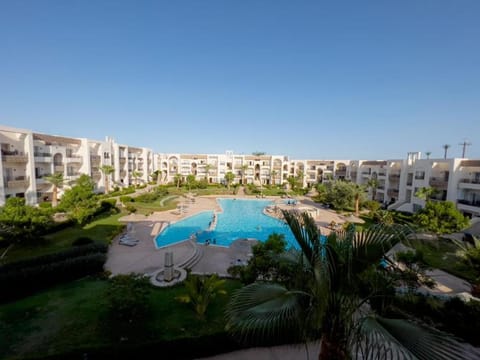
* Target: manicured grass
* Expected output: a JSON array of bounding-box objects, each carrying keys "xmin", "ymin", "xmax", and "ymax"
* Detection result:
[
  {"xmin": 406, "ymin": 238, "xmax": 478, "ymax": 282},
  {"xmin": 0, "ymin": 277, "xmax": 242, "ymax": 360},
  {"xmin": 2, "ymin": 212, "xmax": 125, "ymax": 264},
  {"xmin": 131, "ymin": 196, "xmax": 178, "ymax": 215}
]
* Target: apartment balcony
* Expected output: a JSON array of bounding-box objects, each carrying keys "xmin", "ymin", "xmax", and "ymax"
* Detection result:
[
  {"xmin": 336, "ymin": 170, "xmax": 347, "ymax": 177},
  {"xmin": 90, "ymin": 155, "xmax": 101, "ymax": 165},
  {"xmin": 378, "ymin": 171, "xmax": 387, "ymax": 177},
  {"xmin": 457, "ymin": 200, "xmax": 480, "ymax": 213},
  {"xmin": 53, "ymin": 165, "xmax": 63, "ymax": 172},
  {"xmin": 388, "ymin": 173, "xmax": 400, "ymax": 181},
  {"xmin": 6, "ymin": 176, "xmax": 30, "ymax": 189},
  {"xmin": 66, "ymin": 156, "xmax": 83, "ymax": 164},
  {"xmin": 387, "ymin": 189, "xmax": 399, "ymax": 198},
  {"xmin": 458, "ymin": 178, "xmax": 480, "ymax": 191},
  {"xmin": 91, "ymin": 170, "xmax": 101, "ymax": 181},
  {"xmin": 120, "ymin": 170, "xmax": 127, "ymax": 177},
  {"xmin": 34, "ymin": 152, "xmax": 52, "ymax": 161},
  {"xmin": 429, "ymin": 177, "xmax": 448, "ymax": 189},
  {"xmin": 2, "ymin": 153, "xmax": 28, "ymax": 163},
  {"xmin": 119, "ymin": 157, "xmax": 126, "ymax": 165}
]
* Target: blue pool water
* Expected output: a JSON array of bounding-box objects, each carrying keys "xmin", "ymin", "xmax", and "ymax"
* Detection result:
[{"xmin": 155, "ymin": 198, "xmax": 297, "ymax": 248}]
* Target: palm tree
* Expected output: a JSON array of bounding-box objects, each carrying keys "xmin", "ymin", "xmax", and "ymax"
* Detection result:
[
  {"xmin": 44, "ymin": 172, "xmax": 64, "ymax": 207},
  {"xmin": 226, "ymin": 211, "xmax": 476, "ymax": 360},
  {"xmin": 175, "ymin": 274, "xmax": 226, "ymax": 320},
  {"xmin": 174, "ymin": 173, "xmax": 182, "ymax": 189},
  {"xmin": 271, "ymin": 170, "xmax": 277, "ymax": 186},
  {"xmin": 204, "ymin": 164, "xmax": 213, "ymax": 181},
  {"xmin": 352, "ymin": 183, "xmax": 365, "ymax": 217},
  {"xmin": 241, "ymin": 164, "xmax": 249, "ymax": 185},
  {"xmin": 132, "ymin": 170, "xmax": 142, "ymax": 187},
  {"xmin": 100, "ymin": 165, "xmax": 114, "ymax": 193},
  {"xmin": 442, "ymin": 144, "xmax": 451, "ymax": 159},
  {"xmin": 367, "ymin": 178, "xmax": 379, "ymax": 201},
  {"xmin": 425, "ymin": 151, "xmax": 432, "ymax": 159},
  {"xmin": 225, "ymin": 172, "xmax": 235, "ymax": 190}
]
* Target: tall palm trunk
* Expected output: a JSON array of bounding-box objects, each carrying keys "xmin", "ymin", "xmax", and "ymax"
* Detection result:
[
  {"xmin": 52, "ymin": 185, "xmax": 58, "ymax": 207},
  {"xmin": 354, "ymin": 194, "xmax": 360, "ymax": 217}
]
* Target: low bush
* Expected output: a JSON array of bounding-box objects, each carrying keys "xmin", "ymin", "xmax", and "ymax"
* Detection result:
[
  {"xmin": 72, "ymin": 236, "xmax": 94, "ymax": 246},
  {"xmin": 120, "ymin": 195, "xmax": 133, "ymax": 204}
]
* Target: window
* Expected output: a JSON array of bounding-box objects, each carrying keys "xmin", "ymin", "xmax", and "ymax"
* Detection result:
[{"xmin": 415, "ymin": 171, "xmax": 425, "ymax": 180}]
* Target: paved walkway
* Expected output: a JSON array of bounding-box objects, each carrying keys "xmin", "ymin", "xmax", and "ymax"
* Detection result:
[
  {"xmin": 105, "ymin": 194, "xmax": 474, "ymax": 300},
  {"xmin": 105, "ymin": 195, "xmax": 347, "ymax": 276}
]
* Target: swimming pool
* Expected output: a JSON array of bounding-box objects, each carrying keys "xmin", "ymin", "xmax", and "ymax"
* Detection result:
[{"xmin": 154, "ymin": 198, "xmax": 297, "ymax": 248}]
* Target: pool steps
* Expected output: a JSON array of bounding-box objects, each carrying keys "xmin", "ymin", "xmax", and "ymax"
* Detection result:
[{"xmin": 178, "ymin": 239, "xmax": 204, "ymax": 270}]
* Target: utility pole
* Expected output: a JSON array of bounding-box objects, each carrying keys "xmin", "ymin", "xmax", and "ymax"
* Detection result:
[{"xmin": 459, "ymin": 139, "xmax": 472, "ymax": 158}]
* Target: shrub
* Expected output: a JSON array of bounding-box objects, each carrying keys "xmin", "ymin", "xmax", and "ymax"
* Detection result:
[
  {"xmin": 72, "ymin": 236, "xmax": 94, "ymax": 246},
  {"xmin": 126, "ymin": 205, "xmax": 137, "ymax": 214},
  {"xmin": 120, "ymin": 195, "xmax": 133, "ymax": 204}
]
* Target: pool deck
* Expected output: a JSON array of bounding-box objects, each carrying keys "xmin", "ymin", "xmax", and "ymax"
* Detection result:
[
  {"xmin": 105, "ymin": 193, "xmax": 474, "ymax": 300},
  {"xmin": 105, "ymin": 194, "xmax": 345, "ymax": 276}
]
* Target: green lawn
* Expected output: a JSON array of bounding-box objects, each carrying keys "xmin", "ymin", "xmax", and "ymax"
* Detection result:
[
  {"xmin": 406, "ymin": 238, "xmax": 478, "ymax": 282},
  {"xmin": 2, "ymin": 212, "xmax": 125, "ymax": 264},
  {"xmin": 0, "ymin": 277, "xmax": 242, "ymax": 360}
]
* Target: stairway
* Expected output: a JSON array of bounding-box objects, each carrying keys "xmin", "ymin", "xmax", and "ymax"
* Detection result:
[{"xmin": 178, "ymin": 239, "xmax": 204, "ymax": 270}]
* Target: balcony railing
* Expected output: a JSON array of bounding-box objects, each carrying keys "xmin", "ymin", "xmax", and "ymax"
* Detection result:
[
  {"xmin": 459, "ymin": 178, "xmax": 480, "ymax": 185},
  {"xmin": 66, "ymin": 156, "xmax": 83, "ymax": 164},
  {"xmin": 34, "ymin": 152, "xmax": 52, "ymax": 157},
  {"xmin": 458, "ymin": 199, "xmax": 480, "ymax": 208},
  {"xmin": 388, "ymin": 174, "xmax": 400, "ymax": 181},
  {"xmin": 90, "ymin": 155, "xmax": 101, "ymax": 164},
  {"xmin": 2, "ymin": 154, "xmax": 28, "ymax": 163},
  {"xmin": 429, "ymin": 178, "xmax": 448, "ymax": 188},
  {"xmin": 6, "ymin": 176, "xmax": 30, "ymax": 188},
  {"xmin": 54, "ymin": 165, "xmax": 64, "ymax": 172}
]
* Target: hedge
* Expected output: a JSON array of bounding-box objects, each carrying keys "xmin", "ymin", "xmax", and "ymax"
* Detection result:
[{"xmin": 0, "ymin": 244, "xmax": 108, "ymax": 303}]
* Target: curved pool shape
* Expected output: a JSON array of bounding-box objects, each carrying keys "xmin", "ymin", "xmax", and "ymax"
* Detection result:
[{"xmin": 155, "ymin": 198, "xmax": 297, "ymax": 248}]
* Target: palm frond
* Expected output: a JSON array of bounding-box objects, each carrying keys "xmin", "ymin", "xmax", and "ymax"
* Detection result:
[
  {"xmin": 282, "ymin": 210, "xmax": 322, "ymax": 265},
  {"xmin": 359, "ymin": 316, "xmax": 480, "ymax": 360},
  {"xmin": 225, "ymin": 282, "xmax": 309, "ymax": 344}
]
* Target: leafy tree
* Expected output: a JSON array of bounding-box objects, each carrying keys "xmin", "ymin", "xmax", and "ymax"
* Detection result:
[
  {"xmin": 324, "ymin": 180, "xmax": 365, "ymax": 212},
  {"xmin": 413, "ymin": 201, "xmax": 469, "ymax": 234},
  {"xmin": 174, "ymin": 173, "xmax": 182, "ymax": 189},
  {"xmin": 228, "ymin": 233, "xmax": 292, "ymax": 284},
  {"xmin": 367, "ymin": 178, "xmax": 379, "ymax": 201},
  {"xmin": 204, "ymin": 164, "xmax": 213, "ymax": 181},
  {"xmin": 0, "ymin": 198, "xmax": 53, "ymax": 257},
  {"xmin": 44, "ymin": 172, "xmax": 64, "ymax": 207},
  {"xmin": 132, "ymin": 170, "xmax": 142, "ymax": 186},
  {"xmin": 150, "ymin": 170, "xmax": 161, "ymax": 184},
  {"xmin": 415, "ymin": 187, "xmax": 438, "ymax": 201},
  {"xmin": 241, "ymin": 164, "xmax": 249, "ymax": 185},
  {"xmin": 100, "ymin": 165, "xmax": 115, "ymax": 193},
  {"xmin": 186, "ymin": 174, "xmax": 196, "ymax": 191},
  {"xmin": 270, "ymin": 170, "xmax": 277, "ymax": 186},
  {"xmin": 224, "ymin": 172, "xmax": 235, "ymax": 190},
  {"xmin": 225, "ymin": 211, "xmax": 476, "ymax": 359},
  {"xmin": 60, "ymin": 174, "xmax": 100, "ymax": 225},
  {"xmin": 175, "ymin": 274, "xmax": 226, "ymax": 320}
]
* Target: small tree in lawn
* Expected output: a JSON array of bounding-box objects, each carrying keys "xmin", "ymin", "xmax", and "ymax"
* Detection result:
[
  {"xmin": 44, "ymin": 172, "xmax": 64, "ymax": 207},
  {"xmin": 175, "ymin": 274, "xmax": 226, "ymax": 320},
  {"xmin": 225, "ymin": 172, "xmax": 235, "ymax": 190},
  {"xmin": 186, "ymin": 174, "xmax": 196, "ymax": 191},
  {"xmin": 100, "ymin": 165, "xmax": 115, "ymax": 193},
  {"xmin": 132, "ymin": 170, "xmax": 142, "ymax": 187},
  {"xmin": 174, "ymin": 173, "xmax": 182, "ymax": 189},
  {"xmin": 270, "ymin": 170, "xmax": 277, "ymax": 186},
  {"xmin": 241, "ymin": 164, "xmax": 249, "ymax": 185}
]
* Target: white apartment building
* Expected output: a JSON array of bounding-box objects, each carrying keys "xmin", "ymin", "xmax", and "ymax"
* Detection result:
[
  {"xmin": 1, "ymin": 125, "xmax": 479, "ymax": 219},
  {"xmin": 0, "ymin": 125, "xmax": 155, "ymax": 206}
]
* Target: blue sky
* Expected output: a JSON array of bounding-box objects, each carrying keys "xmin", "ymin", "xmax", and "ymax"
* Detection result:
[{"xmin": 1, "ymin": 0, "xmax": 479, "ymax": 160}]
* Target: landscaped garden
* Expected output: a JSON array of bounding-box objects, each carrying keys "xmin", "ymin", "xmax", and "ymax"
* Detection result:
[{"xmin": 1, "ymin": 176, "xmax": 480, "ymax": 359}]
